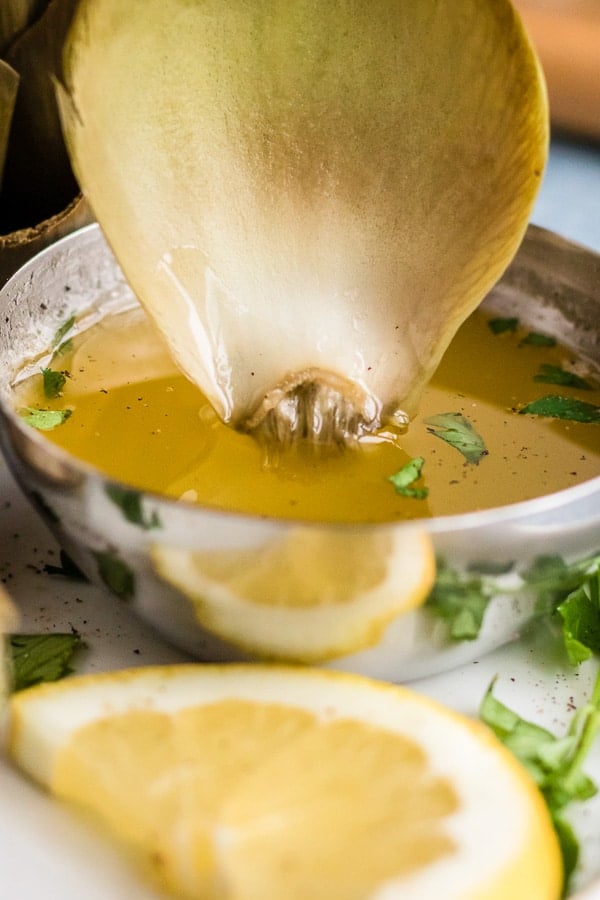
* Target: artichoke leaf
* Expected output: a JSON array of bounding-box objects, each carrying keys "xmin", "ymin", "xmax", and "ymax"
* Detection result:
[
  {"xmin": 1, "ymin": 0, "xmax": 78, "ymax": 233},
  {"xmin": 60, "ymin": 0, "xmax": 548, "ymax": 445},
  {"xmin": 0, "ymin": 59, "xmax": 19, "ymax": 191},
  {"xmin": 0, "ymin": 0, "xmax": 48, "ymax": 55}
]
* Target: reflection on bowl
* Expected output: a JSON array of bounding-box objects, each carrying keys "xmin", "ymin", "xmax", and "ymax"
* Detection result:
[{"xmin": 0, "ymin": 223, "xmax": 599, "ymax": 681}]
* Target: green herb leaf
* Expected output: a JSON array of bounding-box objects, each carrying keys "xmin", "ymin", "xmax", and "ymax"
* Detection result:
[
  {"xmin": 480, "ymin": 671, "xmax": 600, "ymax": 892},
  {"xmin": 520, "ymin": 331, "xmax": 557, "ymax": 348},
  {"xmin": 52, "ymin": 314, "xmax": 75, "ymax": 348},
  {"xmin": 533, "ymin": 364, "xmax": 593, "ymax": 391},
  {"xmin": 388, "ymin": 456, "xmax": 428, "ymax": 499},
  {"xmin": 10, "ymin": 632, "xmax": 84, "ymax": 692},
  {"xmin": 54, "ymin": 337, "xmax": 74, "ymax": 357},
  {"xmin": 41, "ymin": 366, "xmax": 67, "ymax": 398},
  {"xmin": 488, "ymin": 316, "xmax": 519, "ymax": 335},
  {"xmin": 105, "ymin": 484, "xmax": 161, "ymax": 530},
  {"xmin": 556, "ymin": 567, "xmax": 600, "ymax": 666},
  {"xmin": 94, "ymin": 550, "xmax": 135, "ymax": 601},
  {"xmin": 424, "ymin": 412, "xmax": 488, "ymax": 464},
  {"xmin": 519, "ymin": 395, "xmax": 600, "ymax": 424},
  {"xmin": 426, "ymin": 563, "xmax": 492, "ymax": 640},
  {"xmin": 20, "ymin": 406, "xmax": 72, "ymax": 430}
]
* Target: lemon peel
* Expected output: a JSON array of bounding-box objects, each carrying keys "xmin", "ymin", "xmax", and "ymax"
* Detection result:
[
  {"xmin": 7, "ymin": 664, "xmax": 562, "ymax": 899},
  {"xmin": 151, "ymin": 526, "xmax": 435, "ymax": 662}
]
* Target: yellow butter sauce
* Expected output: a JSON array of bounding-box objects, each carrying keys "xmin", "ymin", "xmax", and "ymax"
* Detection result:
[{"xmin": 13, "ymin": 306, "xmax": 600, "ymax": 523}]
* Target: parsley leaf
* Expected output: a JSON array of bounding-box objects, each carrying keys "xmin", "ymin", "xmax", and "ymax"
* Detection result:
[
  {"xmin": 52, "ymin": 315, "xmax": 75, "ymax": 349},
  {"xmin": 94, "ymin": 551, "xmax": 135, "ymax": 600},
  {"xmin": 105, "ymin": 484, "xmax": 162, "ymax": 530},
  {"xmin": 519, "ymin": 395, "xmax": 600, "ymax": 423},
  {"xmin": 533, "ymin": 364, "xmax": 593, "ymax": 391},
  {"xmin": 480, "ymin": 671, "xmax": 600, "ymax": 892},
  {"xmin": 426, "ymin": 563, "xmax": 494, "ymax": 640},
  {"xmin": 20, "ymin": 407, "xmax": 72, "ymax": 430},
  {"xmin": 10, "ymin": 632, "xmax": 84, "ymax": 691},
  {"xmin": 41, "ymin": 367, "xmax": 67, "ymax": 399},
  {"xmin": 424, "ymin": 412, "xmax": 488, "ymax": 464},
  {"xmin": 520, "ymin": 331, "xmax": 557, "ymax": 348},
  {"xmin": 388, "ymin": 457, "xmax": 428, "ymax": 499},
  {"xmin": 488, "ymin": 316, "xmax": 519, "ymax": 335},
  {"xmin": 556, "ymin": 566, "xmax": 600, "ymax": 665}
]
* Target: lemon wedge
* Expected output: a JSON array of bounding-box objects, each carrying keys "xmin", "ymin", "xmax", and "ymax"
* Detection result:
[
  {"xmin": 151, "ymin": 526, "xmax": 435, "ymax": 662},
  {"xmin": 7, "ymin": 664, "xmax": 562, "ymax": 899}
]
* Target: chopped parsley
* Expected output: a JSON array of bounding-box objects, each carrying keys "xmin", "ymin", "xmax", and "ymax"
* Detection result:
[
  {"xmin": 424, "ymin": 412, "xmax": 488, "ymax": 464},
  {"xmin": 20, "ymin": 407, "xmax": 72, "ymax": 430},
  {"xmin": 480, "ymin": 671, "xmax": 600, "ymax": 891},
  {"xmin": 105, "ymin": 484, "xmax": 162, "ymax": 530},
  {"xmin": 425, "ymin": 563, "xmax": 494, "ymax": 640},
  {"xmin": 41, "ymin": 367, "xmax": 67, "ymax": 399},
  {"xmin": 94, "ymin": 551, "xmax": 136, "ymax": 601},
  {"xmin": 10, "ymin": 632, "xmax": 84, "ymax": 691},
  {"xmin": 533, "ymin": 364, "xmax": 593, "ymax": 391},
  {"xmin": 519, "ymin": 395, "xmax": 600, "ymax": 423},
  {"xmin": 388, "ymin": 457, "xmax": 428, "ymax": 499},
  {"xmin": 520, "ymin": 331, "xmax": 557, "ymax": 348},
  {"xmin": 52, "ymin": 315, "xmax": 75, "ymax": 349},
  {"xmin": 488, "ymin": 316, "xmax": 519, "ymax": 335}
]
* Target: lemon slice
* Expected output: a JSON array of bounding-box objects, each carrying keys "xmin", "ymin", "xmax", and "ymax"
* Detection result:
[
  {"xmin": 7, "ymin": 664, "xmax": 562, "ymax": 899},
  {"xmin": 151, "ymin": 526, "xmax": 435, "ymax": 662}
]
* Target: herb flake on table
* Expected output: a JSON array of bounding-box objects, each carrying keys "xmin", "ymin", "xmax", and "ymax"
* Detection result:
[
  {"xmin": 480, "ymin": 670, "xmax": 600, "ymax": 892},
  {"xmin": 10, "ymin": 632, "xmax": 85, "ymax": 692},
  {"xmin": 533, "ymin": 364, "xmax": 594, "ymax": 391},
  {"xmin": 20, "ymin": 407, "xmax": 72, "ymax": 430},
  {"xmin": 388, "ymin": 456, "xmax": 428, "ymax": 499},
  {"xmin": 424, "ymin": 412, "xmax": 488, "ymax": 464},
  {"xmin": 519, "ymin": 395, "xmax": 600, "ymax": 423}
]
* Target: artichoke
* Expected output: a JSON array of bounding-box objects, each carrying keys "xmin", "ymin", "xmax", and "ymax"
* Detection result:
[{"xmin": 59, "ymin": 0, "xmax": 548, "ymax": 444}]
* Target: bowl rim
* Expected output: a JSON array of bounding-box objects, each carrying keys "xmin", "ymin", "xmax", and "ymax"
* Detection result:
[{"xmin": 0, "ymin": 221, "xmax": 599, "ymax": 537}]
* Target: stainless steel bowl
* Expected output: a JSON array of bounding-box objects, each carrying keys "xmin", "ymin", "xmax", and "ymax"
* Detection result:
[{"xmin": 0, "ymin": 223, "xmax": 598, "ymax": 681}]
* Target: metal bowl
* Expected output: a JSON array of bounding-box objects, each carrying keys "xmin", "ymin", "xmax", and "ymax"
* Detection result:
[{"xmin": 0, "ymin": 223, "xmax": 598, "ymax": 681}]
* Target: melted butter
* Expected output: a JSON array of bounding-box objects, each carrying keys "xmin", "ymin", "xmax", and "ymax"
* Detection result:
[{"xmin": 12, "ymin": 306, "xmax": 600, "ymax": 523}]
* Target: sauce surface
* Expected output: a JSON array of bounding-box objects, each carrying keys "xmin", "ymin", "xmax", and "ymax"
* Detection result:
[{"xmin": 13, "ymin": 306, "xmax": 600, "ymax": 523}]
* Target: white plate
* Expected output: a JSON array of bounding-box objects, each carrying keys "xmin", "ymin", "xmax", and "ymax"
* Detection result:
[{"xmin": 1, "ymin": 450, "xmax": 599, "ymax": 899}]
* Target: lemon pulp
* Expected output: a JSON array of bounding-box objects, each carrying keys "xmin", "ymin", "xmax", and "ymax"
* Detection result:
[
  {"xmin": 8, "ymin": 665, "xmax": 562, "ymax": 900},
  {"xmin": 13, "ymin": 303, "xmax": 600, "ymax": 522}
]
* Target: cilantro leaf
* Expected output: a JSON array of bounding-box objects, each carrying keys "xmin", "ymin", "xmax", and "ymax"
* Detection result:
[
  {"xmin": 424, "ymin": 412, "xmax": 488, "ymax": 464},
  {"xmin": 519, "ymin": 395, "xmax": 600, "ymax": 423},
  {"xmin": 426, "ymin": 564, "xmax": 493, "ymax": 640},
  {"xmin": 480, "ymin": 671, "xmax": 600, "ymax": 892},
  {"xmin": 388, "ymin": 457, "xmax": 428, "ymax": 499},
  {"xmin": 488, "ymin": 316, "xmax": 519, "ymax": 335},
  {"xmin": 520, "ymin": 332, "xmax": 557, "ymax": 348},
  {"xmin": 556, "ymin": 566, "xmax": 600, "ymax": 665},
  {"xmin": 10, "ymin": 632, "xmax": 84, "ymax": 691},
  {"xmin": 20, "ymin": 407, "xmax": 72, "ymax": 430},
  {"xmin": 533, "ymin": 364, "xmax": 593, "ymax": 391},
  {"xmin": 41, "ymin": 367, "xmax": 67, "ymax": 399},
  {"xmin": 105, "ymin": 484, "xmax": 162, "ymax": 530},
  {"xmin": 52, "ymin": 315, "xmax": 75, "ymax": 348}
]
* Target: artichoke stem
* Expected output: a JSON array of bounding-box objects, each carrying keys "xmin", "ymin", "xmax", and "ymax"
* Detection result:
[{"xmin": 243, "ymin": 369, "xmax": 382, "ymax": 448}]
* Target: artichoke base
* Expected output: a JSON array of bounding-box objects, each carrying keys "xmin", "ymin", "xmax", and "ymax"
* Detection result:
[{"xmin": 243, "ymin": 368, "xmax": 386, "ymax": 448}]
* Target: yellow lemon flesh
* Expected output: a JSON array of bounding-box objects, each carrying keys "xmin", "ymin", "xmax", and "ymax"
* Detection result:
[
  {"xmin": 152, "ymin": 526, "xmax": 435, "ymax": 662},
  {"xmin": 8, "ymin": 665, "xmax": 562, "ymax": 899},
  {"xmin": 59, "ymin": 0, "xmax": 548, "ymax": 444}
]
